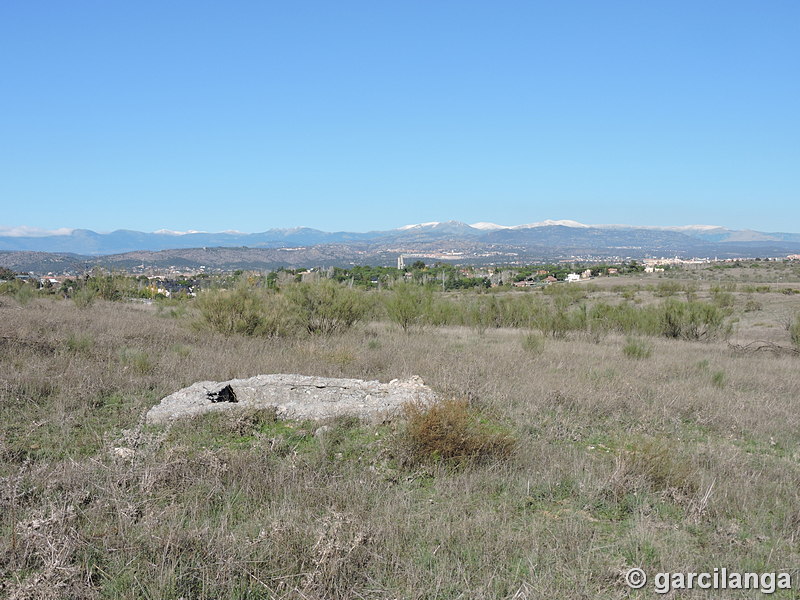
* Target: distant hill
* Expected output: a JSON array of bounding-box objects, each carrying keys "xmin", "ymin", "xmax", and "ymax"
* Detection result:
[
  {"xmin": 2, "ymin": 220, "xmax": 800, "ymax": 273},
  {"xmin": 0, "ymin": 227, "xmax": 381, "ymax": 255}
]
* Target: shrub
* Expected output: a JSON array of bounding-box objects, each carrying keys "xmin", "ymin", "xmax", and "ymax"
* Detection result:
[
  {"xmin": 82, "ymin": 273, "xmax": 134, "ymax": 301},
  {"xmin": 542, "ymin": 283, "xmax": 587, "ymax": 304},
  {"xmin": 521, "ymin": 332, "xmax": 545, "ymax": 354},
  {"xmin": 659, "ymin": 299, "xmax": 731, "ymax": 340},
  {"xmin": 171, "ymin": 343, "xmax": 192, "ymax": 357},
  {"xmin": 72, "ymin": 287, "xmax": 97, "ymax": 309},
  {"xmin": 195, "ymin": 286, "xmax": 296, "ymax": 337},
  {"xmin": 384, "ymin": 283, "xmax": 432, "ymax": 331},
  {"xmin": 743, "ymin": 298, "xmax": 762, "ymax": 312},
  {"xmin": 791, "ymin": 315, "xmax": 800, "ymax": 351},
  {"xmin": 14, "ymin": 283, "xmax": 36, "ymax": 306},
  {"xmin": 653, "ymin": 281, "xmax": 681, "ymax": 297},
  {"xmin": 711, "ymin": 370, "xmax": 726, "ymax": 388},
  {"xmin": 465, "ymin": 296, "xmax": 499, "ymax": 333},
  {"xmin": 284, "ymin": 280, "xmax": 371, "ymax": 335},
  {"xmin": 534, "ymin": 305, "xmax": 572, "ymax": 338},
  {"xmin": 432, "ymin": 295, "xmax": 465, "ymax": 326},
  {"xmin": 157, "ymin": 297, "xmax": 189, "ymax": 319},
  {"xmin": 711, "ymin": 290, "xmax": 735, "ymax": 308},
  {"xmin": 610, "ymin": 438, "xmax": 698, "ymax": 500},
  {"xmin": 65, "ymin": 334, "xmax": 93, "ymax": 355},
  {"xmin": 622, "ymin": 337, "xmax": 652, "ymax": 359},
  {"xmin": 587, "ymin": 301, "xmax": 657, "ymax": 337},
  {"xmin": 508, "ymin": 297, "xmax": 733, "ymax": 342},
  {"xmin": 398, "ymin": 399, "xmax": 516, "ymax": 466},
  {"xmin": 119, "ymin": 348, "xmax": 155, "ymax": 375}
]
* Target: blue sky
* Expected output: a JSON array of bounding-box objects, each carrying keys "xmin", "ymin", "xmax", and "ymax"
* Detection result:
[{"xmin": 1, "ymin": 1, "xmax": 798, "ymax": 233}]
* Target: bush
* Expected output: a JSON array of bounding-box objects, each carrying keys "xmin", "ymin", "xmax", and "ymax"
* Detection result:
[
  {"xmin": 72, "ymin": 287, "xmax": 97, "ymax": 309},
  {"xmin": 622, "ymin": 337, "xmax": 652, "ymax": 359},
  {"xmin": 398, "ymin": 399, "xmax": 516, "ymax": 466},
  {"xmin": 65, "ymin": 334, "xmax": 93, "ymax": 354},
  {"xmin": 542, "ymin": 283, "xmax": 587, "ymax": 304},
  {"xmin": 653, "ymin": 281, "xmax": 681, "ymax": 297},
  {"xmin": 659, "ymin": 299, "xmax": 731, "ymax": 340},
  {"xmin": 384, "ymin": 283, "xmax": 432, "ymax": 331},
  {"xmin": 156, "ymin": 297, "xmax": 189, "ymax": 319},
  {"xmin": 521, "ymin": 332, "xmax": 545, "ymax": 354},
  {"xmin": 284, "ymin": 280, "xmax": 371, "ymax": 335},
  {"xmin": 791, "ymin": 315, "xmax": 800, "ymax": 350},
  {"xmin": 587, "ymin": 301, "xmax": 657, "ymax": 337},
  {"xmin": 119, "ymin": 348, "xmax": 155, "ymax": 375},
  {"xmin": 538, "ymin": 306, "xmax": 573, "ymax": 338},
  {"xmin": 84, "ymin": 273, "xmax": 134, "ymax": 301},
  {"xmin": 610, "ymin": 438, "xmax": 698, "ymax": 500},
  {"xmin": 195, "ymin": 286, "xmax": 296, "ymax": 337},
  {"xmin": 465, "ymin": 296, "xmax": 498, "ymax": 333},
  {"xmin": 14, "ymin": 283, "xmax": 36, "ymax": 306},
  {"xmin": 711, "ymin": 370, "xmax": 726, "ymax": 388},
  {"xmin": 743, "ymin": 298, "xmax": 762, "ymax": 312},
  {"xmin": 711, "ymin": 290, "xmax": 735, "ymax": 308},
  {"xmin": 519, "ymin": 298, "xmax": 731, "ymax": 342},
  {"xmin": 197, "ymin": 281, "xmax": 370, "ymax": 337}
]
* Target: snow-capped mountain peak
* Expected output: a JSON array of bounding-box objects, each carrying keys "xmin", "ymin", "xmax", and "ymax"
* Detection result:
[
  {"xmin": 397, "ymin": 222, "xmax": 442, "ymax": 230},
  {"xmin": 469, "ymin": 222, "xmax": 509, "ymax": 230},
  {"xmin": 513, "ymin": 219, "xmax": 590, "ymax": 229},
  {"xmin": 153, "ymin": 229, "xmax": 207, "ymax": 235}
]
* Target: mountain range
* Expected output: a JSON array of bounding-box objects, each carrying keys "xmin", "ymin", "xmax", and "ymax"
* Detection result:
[
  {"xmin": 3, "ymin": 220, "xmax": 800, "ymax": 254},
  {"xmin": 1, "ymin": 220, "xmax": 800, "ymax": 273}
]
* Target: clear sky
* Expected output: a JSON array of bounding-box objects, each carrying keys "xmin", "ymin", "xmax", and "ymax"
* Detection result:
[{"xmin": 1, "ymin": 1, "xmax": 798, "ymax": 234}]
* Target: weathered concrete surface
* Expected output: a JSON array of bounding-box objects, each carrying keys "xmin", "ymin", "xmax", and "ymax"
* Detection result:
[{"xmin": 146, "ymin": 374, "xmax": 436, "ymax": 425}]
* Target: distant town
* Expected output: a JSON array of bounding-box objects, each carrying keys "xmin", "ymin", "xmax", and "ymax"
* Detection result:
[{"xmin": 3, "ymin": 253, "xmax": 799, "ymax": 300}]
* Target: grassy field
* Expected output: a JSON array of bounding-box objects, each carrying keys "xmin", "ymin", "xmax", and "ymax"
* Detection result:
[{"xmin": 1, "ymin": 268, "xmax": 799, "ymax": 599}]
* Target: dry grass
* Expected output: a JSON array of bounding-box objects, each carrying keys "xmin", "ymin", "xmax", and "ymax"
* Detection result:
[
  {"xmin": 397, "ymin": 398, "xmax": 516, "ymax": 466},
  {"xmin": 1, "ymin": 278, "xmax": 799, "ymax": 598}
]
